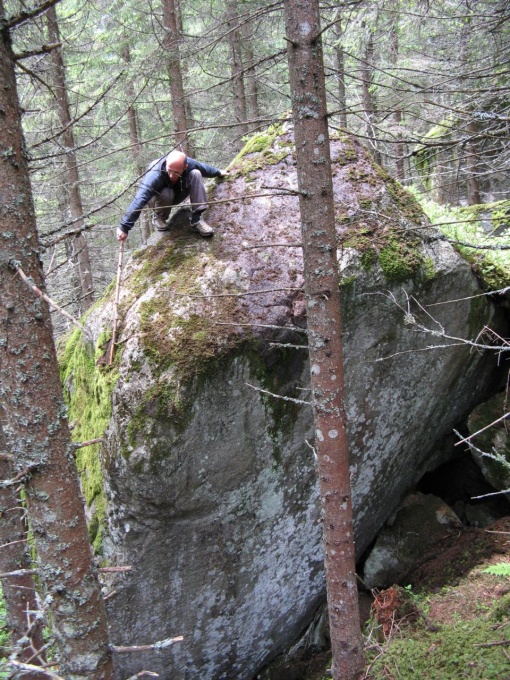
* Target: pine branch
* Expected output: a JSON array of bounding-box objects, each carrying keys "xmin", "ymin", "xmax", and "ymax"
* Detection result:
[
  {"xmin": 13, "ymin": 43, "xmax": 61, "ymax": 61},
  {"xmin": 4, "ymin": 0, "xmax": 61, "ymax": 30}
]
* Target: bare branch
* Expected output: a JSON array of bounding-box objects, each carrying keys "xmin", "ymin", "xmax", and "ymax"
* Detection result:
[
  {"xmin": 13, "ymin": 264, "xmax": 89, "ymax": 338},
  {"xmin": 73, "ymin": 438, "xmax": 105, "ymax": 450},
  {"xmin": 8, "ymin": 660, "xmax": 65, "ymax": 680},
  {"xmin": 245, "ymin": 382, "xmax": 311, "ymax": 406},
  {"xmin": 455, "ymin": 412, "xmax": 510, "ymax": 446},
  {"xmin": 111, "ymin": 636, "xmax": 184, "ymax": 654}
]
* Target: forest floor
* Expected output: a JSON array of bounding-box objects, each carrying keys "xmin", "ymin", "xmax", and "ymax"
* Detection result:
[{"xmin": 297, "ymin": 516, "xmax": 510, "ymax": 680}]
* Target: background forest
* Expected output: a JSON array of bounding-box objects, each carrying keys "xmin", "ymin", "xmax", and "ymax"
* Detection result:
[{"xmin": 5, "ymin": 0, "xmax": 510, "ymax": 335}]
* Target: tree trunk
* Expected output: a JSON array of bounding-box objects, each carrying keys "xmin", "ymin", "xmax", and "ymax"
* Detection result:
[
  {"xmin": 0, "ymin": 4, "xmax": 112, "ymax": 677},
  {"xmin": 242, "ymin": 22, "xmax": 260, "ymax": 128},
  {"xmin": 360, "ymin": 25, "xmax": 381, "ymax": 165},
  {"xmin": 389, "ymin": 3, "xmax": 405, "ymax": 181},
  {"xmin": 466, "ymin": 119, "xmax": 482, "ymax": 205},
  {"xmin": 122, "ymin": 44, "xmax": 151, "ymax": 242},
  {"xmin": 175, "ymin": 0, "xmax": 196, "ymax": 157},
  {"xmin": 333, "ymin": 13, "xmax": 347, "ymax": 129},
  {"xmin": 226, "ymin": 0, "xmax": 249, "ymax": 147},
  {"xmin": 283, "ymin": 1, "xmax": 364, "ymax": 678},
  {"xmin": 46, "ymin": 5, "xmax": 94, "ymax": 312},
  {"xmin": 162, "ymin": 0, "xmax": 191, "ymax": 154},
  {"xmin": 0, "ymin": 421, "xmax": 45, "ymax": 678}
]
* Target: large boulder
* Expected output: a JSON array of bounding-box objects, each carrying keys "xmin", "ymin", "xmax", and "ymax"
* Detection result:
[{"xmin": 63, "ymin": 122, "xmax": 503, "ymax": 679}]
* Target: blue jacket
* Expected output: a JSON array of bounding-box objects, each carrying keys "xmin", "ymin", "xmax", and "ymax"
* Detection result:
[{"xmin": 119, "ymin": 156, "xmax": 222, "ymax": 233}]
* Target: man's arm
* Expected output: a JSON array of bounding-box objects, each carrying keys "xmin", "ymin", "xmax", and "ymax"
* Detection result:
[
  {"xmin": 187, "ymin": 158, "xmax": 224, "ymax": 179},
  {"xmin": 117, "ymin": 169, "xmax": 163, "ymax": 240}
]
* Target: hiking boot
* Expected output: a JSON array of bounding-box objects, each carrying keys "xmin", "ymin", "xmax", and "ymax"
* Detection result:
[
  {"xmin": 152, "ymin": 214, "xmax": 170, "ymax": 231},
  {"xmin": 191, "ymin": 218, "xmax": 214, "ymax": 237}
]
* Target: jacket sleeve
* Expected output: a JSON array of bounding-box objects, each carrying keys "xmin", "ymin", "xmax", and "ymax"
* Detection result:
[
  {"xmin": 188, "ymin": 158, "xmax": 223, "ymax": 179},
  {"xmin": 119, "ymin": 170, "xmax": 161, "ymax": 233}
]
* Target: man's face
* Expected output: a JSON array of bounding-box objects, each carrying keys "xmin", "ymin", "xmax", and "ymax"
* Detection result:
[{"xmin": 167, "ymin": 159, "xmax": 187, "ymax": 184}]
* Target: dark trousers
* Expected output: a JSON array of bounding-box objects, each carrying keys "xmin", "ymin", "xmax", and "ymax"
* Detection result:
[{"xmin": 147, "ymin": 169, "xmax": 207, "ymax": 222}]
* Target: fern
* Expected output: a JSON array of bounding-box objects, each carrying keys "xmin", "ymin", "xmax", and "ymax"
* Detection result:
[{"xmin": 483, "ymin": 563, "xmax": 510, "ymax": 576}]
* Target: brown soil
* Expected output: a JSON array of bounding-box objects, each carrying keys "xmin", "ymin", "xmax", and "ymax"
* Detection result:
[{"xmin": 409, "ymin": 516, "xmax": 510, "ymax": 627}]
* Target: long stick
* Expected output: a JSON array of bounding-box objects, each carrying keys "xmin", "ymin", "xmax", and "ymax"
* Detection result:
[{"xmin": 108, "ymin": 241, "xmax": 124, "ymax": 366}]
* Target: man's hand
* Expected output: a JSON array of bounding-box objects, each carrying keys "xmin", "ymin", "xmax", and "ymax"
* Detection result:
[
  {"xmin": 117, "ymin": 228, "xmax": 128, "ymax": 242},
  {"xmin": 219, "ymin": 170, "xmax": 231, "ymax": 179}
]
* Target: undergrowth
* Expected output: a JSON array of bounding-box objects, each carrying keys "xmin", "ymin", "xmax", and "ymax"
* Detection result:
[{"xmin": 363, "ymin": 583, "xmax": 510, "ymax": 679}]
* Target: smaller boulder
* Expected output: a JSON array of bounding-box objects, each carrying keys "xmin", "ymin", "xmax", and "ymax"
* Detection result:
[
  {"xmin": 363, "ymin": 492, "xmax": 461, "ymax": 588},
  {"xmin": 467, "ymin": 392, "xmax": 510, "ymax": 494}
]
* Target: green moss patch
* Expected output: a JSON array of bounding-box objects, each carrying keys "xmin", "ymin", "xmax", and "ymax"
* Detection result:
[
  {"xmin": 412, "ymin": 191, "xmax": 510, "ymax": 290},
  {"xmin": 228, "ymin": 123, "xmax": 293, "ymax": 179},
  {"xmin": 59, "ymin": 329, "xmax": 120, "ymax": 553}
]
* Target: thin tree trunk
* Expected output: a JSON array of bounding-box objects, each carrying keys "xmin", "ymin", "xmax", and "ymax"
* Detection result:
[
  {"xmin": 162, "ymin": 0, "xmax": 190, "ymax": 154},
  {"xmin": 122, "ymin": 44, "xmax": 151, "ymax": 241},
  {"xmin": 175, "ymin": 0, "xmax": 196, "ymax": 157},
  {"xmin": 389, "ymin": 3, "xmax": 405, "ymax": 181},
  {"xmin": 242, "ymin": 22, "xmax": 260, "ymax": 128},
  {"xmin": 46, "ymin": 5, "xmax": 94, "ymax": 311},
  {"xmin": 0, "ymin": 4, "xmax": 112, "ymax": 677},
  {"xmin": 466, "ymin": 119, "xmax": 482, "ymax": 205},
  {"xmin": 283, "ymin": 1, "xmax": 364, "ymax": 678},
  {"xmin": 333, "ymin": 13, "xmax": 347, "ymax": 129},
  {"xmin": 0, "ymin": 420, "xmax": 45, "ymax": 678},
  {"xmin": 360, "ymin": 25, "xmax": 381, "ymax": 165},
  {"xmin": 459, "ymin": 6, "xmax": 481, "ymax": 205},
  {"xmin": 226, "ymin": 0, "xmax": 249, "ymax": 147}
]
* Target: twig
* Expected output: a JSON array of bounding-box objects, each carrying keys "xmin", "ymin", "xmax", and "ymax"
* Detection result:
[
  {"xmin": 13, "ymin": 265, "xmax": 88, "ymax": 337},
  {"xmin": 109, "ymin": 241, "xmax": 124, "ymax": 366},
  {"xmin": 245, "ymin": 383, "xmax": 311, "ymax": 406},
  {"xmin": 268, "ymin": 342, "xmax": 308, "ymax": 349},
  {"xmin": 8, "ymin": 660, "xmax": 65, "ymax": 679},
  {"xmin": 212, "ymin": 321, "xmax": 308, "ymax": 333},
  {"xmin": 170, "ymin": 286, "xmax": 302, "ymax": 299},
  {"xmin": 124, "ymin": 672, "xmax": 159, "ymax": 679},
  {"xmin": 0, "ymin": 568, "xmax": 37, "ymax": 578},
  {"xmin": 473, "ymin": 639, "xmax": 510, "ymax": 648},
  {"xmin": 73, "ymin": 438, "xmax": 105, "ymax": 450},
  {"xmin": 0, "ymin": 464, "xmax": 38, "ymax": 489},
  {"xmin": 455, "ymin": 411, "xmax": 510, "ymax": 446},
  {"xmin": 103, "ymin": 589, "xmax": 118, "ymax": 601},
  {"xmin": 111, "ymin": 636, "xmax": 184, "ymax": 653},
  {"xmin": 0, "ymin": 538, "xmax": 28, "ymax": 550},
  {"xmin": 98, "ymin": 566, "xmax": 132, "ymax": 573},
  {"xmin": 242, "ymin": 243, "xmax": 303, "ymax": 249}
]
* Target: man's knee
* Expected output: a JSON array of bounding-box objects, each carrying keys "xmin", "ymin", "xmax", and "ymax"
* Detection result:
[{"xmin": 189, "ymin": 168, "xmax": 203, "ymax": 184}]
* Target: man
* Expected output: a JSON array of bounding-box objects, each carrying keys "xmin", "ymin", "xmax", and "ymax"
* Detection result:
[{"xmin": 116, "ymin": 150, "xmax": 225, "ymax": 242}]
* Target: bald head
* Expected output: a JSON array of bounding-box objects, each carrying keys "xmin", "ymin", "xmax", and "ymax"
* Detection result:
[{"xmin": 166, "ymin": 151, "xmax": 187, "ymax": 183}]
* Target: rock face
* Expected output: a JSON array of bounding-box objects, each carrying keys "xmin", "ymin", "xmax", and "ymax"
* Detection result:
[{"xmin": 69, "ymin": 123, "xmax": 503, "ymax": 679}]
